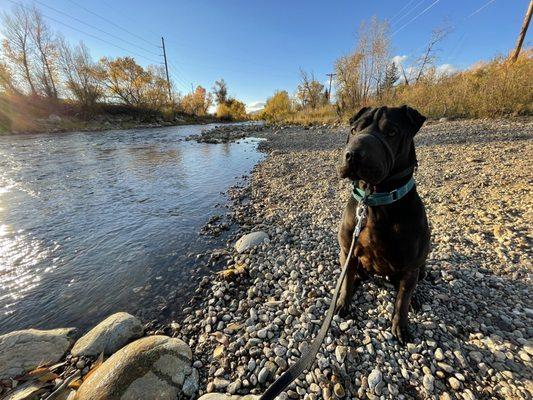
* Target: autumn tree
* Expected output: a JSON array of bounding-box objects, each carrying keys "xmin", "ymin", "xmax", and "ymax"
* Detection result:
[
  {"xmin": 261, "ymin": 90, "xmax": 293, "ymax": 122},
  {"xmin": 413, "ymin": 27, "xmax": 450, "ymax": 83},
  {"xmin": 28, "ymin": 6, "xmax": 59, "ymax": 98},
  {"xmin": 296, "ymin": 69, "xmax": 325, "ymax": 109},
  {"xmin": 216, "ymin": 97, "xmax": 246, "ymax": 120},
  {"xmin": 212, "ymin": 78, "xmax": 228, "ymax": 105},
  {"xmin": 181, "ymin": 86, "xmax": 213, "ymax": 116},
  {"xmin": 334, "ymin": 17, "xmax": 391, "ymax": 111},
  {"xmin": 0, "ymin": 60, "xmax": 20, "ymax": 94},
  {"xmin": 58, "ymin": 38, "xmax": 104, "ymax": 108},
  {"xmin": 1, "ymin": 4, "xmax": 37, "ymax": 95},
  {"xmin": 144, "ymin": 65, "xmax": 171, "ymax": 111},
  {"xmin": 335, "ymin": 52, "xmax": 363, "ymax": 111}
]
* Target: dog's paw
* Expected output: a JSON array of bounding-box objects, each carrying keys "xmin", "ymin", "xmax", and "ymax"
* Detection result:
[
  {"xmin": 334, "ymin": 298, "xmax": 350, "ymax": 318},
  {"xmin": 391, "ymin": 315, "xmax": 413, "ymax": 345}
]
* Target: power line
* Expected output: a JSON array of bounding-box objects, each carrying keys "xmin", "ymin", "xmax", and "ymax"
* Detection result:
[
  {"xmin": 392, "ymin": 0, "xmax": 428, "ymax": 26},
  {"xmin": 468, "ymin": 0, "xmax": 498, "ymax": 18},
  {"xmin": 32, "ymin": 0, "xmax": 160, "ymax": 57},
  {"xmin": 6, "ymin": 0, "xmax": 161, "ymax": 64},
  {"xmin": 166, "ymin": 59, "xmax": 192, "ymax": 89},
  {"xmin": 64, "ymin": 0, "xmax": 159, "ymax": 49},
  {"xmin": 389, "ymin": 0, "xmax": 417, "ymax": 23},
  {"xmin": 392, "ymin": 0, "xmax": 442, "ymax": 36}
]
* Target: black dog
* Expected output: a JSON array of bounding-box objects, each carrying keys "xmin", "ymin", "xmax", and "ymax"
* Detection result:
[{"xmin": 336, "ymin": 105, "xmax": 430, "ymax": 344}]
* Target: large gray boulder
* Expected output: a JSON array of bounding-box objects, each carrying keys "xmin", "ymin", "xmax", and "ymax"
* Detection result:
[
  {"xmin": 234, "ymin": 231, "xmax": 269, "ymax": 253},
  {"xmin": 71, "ymin": 312, "xmax": 143, "ymax": 356},
  {"xmin": 0, "ymin": 328, "xmax": 76, "ymax": 379},
  {"xmin": 74, "ymin": 335, "xmax": 193, "ymax": 400},
  {"xmin": 198, "ymin": 395, "xmax": 260, "ymax": 400}
]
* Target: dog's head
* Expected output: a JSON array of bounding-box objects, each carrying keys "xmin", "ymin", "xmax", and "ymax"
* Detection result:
[{"xmin": 337, "ymin": 105, "xmax": 426, "ymax": 185}]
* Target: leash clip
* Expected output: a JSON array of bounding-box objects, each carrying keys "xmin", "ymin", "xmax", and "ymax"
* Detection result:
[{"xmin": 354, "ymin": 199, "xmax": 368, "ymax": 237}]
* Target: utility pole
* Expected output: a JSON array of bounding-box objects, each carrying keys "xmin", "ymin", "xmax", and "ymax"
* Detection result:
[
  {"xmin": 509, "ymin": 0, "xmax": 533, "ymax": 62},
  {"xmin": 326, "ymin": 73, "xmax": 336, "ymax": 102},
  {"xmin": 161, "ymin": 37, "xmax": 172, "ymax": 102}
]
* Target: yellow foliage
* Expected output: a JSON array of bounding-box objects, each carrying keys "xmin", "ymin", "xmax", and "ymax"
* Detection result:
[
  {"xmin": 216, "ymin": 98, "xmax": 246, "ymax": 121},
  {"xmin": 261, "ymin": 90, "xmax": 293, "ymax": 122},
  {"xmin": 181, "ymin": 86, "xmax": 212, "ymax": 116}
]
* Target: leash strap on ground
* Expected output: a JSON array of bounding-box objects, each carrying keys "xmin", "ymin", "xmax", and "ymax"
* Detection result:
[{"xmin": 259, "ymin": 202, "xmax": 367, "ymax": 400}]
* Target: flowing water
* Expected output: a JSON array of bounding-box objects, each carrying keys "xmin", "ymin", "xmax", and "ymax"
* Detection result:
[{"xmin": 0, "ymin": 124, "xmax": 263, "ymax": 334}]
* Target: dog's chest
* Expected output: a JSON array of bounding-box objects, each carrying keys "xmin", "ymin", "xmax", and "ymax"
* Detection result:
[{"xmin": 355, "ymin": 226, "xmax": 399, "ymax": 277}]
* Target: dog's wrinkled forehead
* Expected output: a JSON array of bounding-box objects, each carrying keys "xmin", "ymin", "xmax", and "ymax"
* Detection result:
[
  {"xmin": 349, "ymin": 105, "xmax": 426, "ymax": 135},
  {"xmin": 349, "ymin": 106, "xmax": 378, "ymax": 132}
]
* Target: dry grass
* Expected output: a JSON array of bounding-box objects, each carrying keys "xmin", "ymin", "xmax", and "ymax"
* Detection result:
[
  {"xmin": 277, "ymin": 53, "xmax": 533, "ymax": 124},
  {"xmin": 286, "ymin": 104, "xmax": 339, "ymax": 125},
  {"xmin": 389, "ymin": 54, "xmax": 533, "ymax": 119}
]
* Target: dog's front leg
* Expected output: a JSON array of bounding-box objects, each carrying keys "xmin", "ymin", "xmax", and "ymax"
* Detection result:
[{"xmin": 391, "ymin": 268, "xmax": 418, "ymax": 344}]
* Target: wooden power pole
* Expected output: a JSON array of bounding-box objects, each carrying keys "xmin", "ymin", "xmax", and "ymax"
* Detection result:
[
  {"xmin": 161, "ymin": 37, "xmax": 172, "ymax": 102},
  {"xmin": 509, "ymin": 0, "xmax": 533, "ymax": 62},
  {"xmin": 326, "ymin": 73, "xmax": 336, "ymax": 102}
]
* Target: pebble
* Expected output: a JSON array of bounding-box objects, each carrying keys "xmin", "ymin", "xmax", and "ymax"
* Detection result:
[
  {"xmin": 423, "ymin": 374, "xmax": 435, "ymax": 391},
  {"xmin": 448, "ymin": 377, "xmax": 461, "ymax": 390},
  {"xmin": 368, "ymin": 369, "xmax": 382, "ymax": 390},
  {"xmin": 213, "ymin": 377, "xmax": 230, "ymax": 390}
]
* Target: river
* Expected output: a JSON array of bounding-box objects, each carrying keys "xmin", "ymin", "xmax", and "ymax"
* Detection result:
[{"xmin": 0, "ymin": 123, "xmax": 263, "ymax": 334}]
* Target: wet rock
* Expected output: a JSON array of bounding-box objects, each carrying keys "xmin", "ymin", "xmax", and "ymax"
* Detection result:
[
  {"xmin": 0, "ymin": 328, "xmax": 76, "ymax": 379},
  {"xmin": 71, "ymin": 312, "xmax": 143, "ymax": 356}
]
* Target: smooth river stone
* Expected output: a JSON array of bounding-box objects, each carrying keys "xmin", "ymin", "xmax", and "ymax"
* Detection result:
[
  {"xmin": 74, "ymin": 335, "xmax": 193, "ymax": 400},
  {"xmin": 71, "ymin": 312, "xmax": 143, "ymax": 356},
  {"xmin": 234, "ymin": 231, "xmax": 269, "ymax": 253},
  {"xmin": 0, "ymin": 328, "xmax": 77, "ymax": 379}
]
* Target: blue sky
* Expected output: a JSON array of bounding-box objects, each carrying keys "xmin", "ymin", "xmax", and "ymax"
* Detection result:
[{"xmin": 1, "ymin": 0, "xmax": 530, "ymax": 111}]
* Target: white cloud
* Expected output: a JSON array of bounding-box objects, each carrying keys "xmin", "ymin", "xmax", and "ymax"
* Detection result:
[
  {"xmin": 392, "ymin": 55, "xmax": 408, "ymax": 66},
  {"xmin": 246, "ymin": 101, "xmax": 265, "ymax": 113},
  {"xmin": 436, "ymin": 63, "xmax": 457, "ymax": 76}
]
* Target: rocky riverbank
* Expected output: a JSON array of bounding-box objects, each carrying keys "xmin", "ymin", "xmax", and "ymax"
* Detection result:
[
  {"xmin": 1, "ymin": 118, "xmax": 531, "ymax": 400},
  {"xmin": 2, "ymin": 112, "xmax": 229, "ymax": 135},
  {"xmin": 177, "ymin": 118, "xmax": 533, "ymax": 399}
]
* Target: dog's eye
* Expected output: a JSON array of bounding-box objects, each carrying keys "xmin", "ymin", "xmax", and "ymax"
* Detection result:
[
  {"xmin": 388, "ymin": 127, "xmax": 399, "ymax": 137},
  {"xmin": 350, "ymin": 127, "xmax": 357, "ymax": 135}
]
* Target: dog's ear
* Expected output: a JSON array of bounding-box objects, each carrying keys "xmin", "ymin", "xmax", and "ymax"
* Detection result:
[
  {"xmin": 402, "ymin": 105, "xmax": 426, "ymax": 134},
  {"xmin": 349, "ymin": 106, "xmax": 371, "ymax": 126}
]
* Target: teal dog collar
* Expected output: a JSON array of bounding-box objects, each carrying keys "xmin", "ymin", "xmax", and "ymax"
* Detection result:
[{"xmin": 352, "ymin": 176, "xmax": 415, "ymax": 206}]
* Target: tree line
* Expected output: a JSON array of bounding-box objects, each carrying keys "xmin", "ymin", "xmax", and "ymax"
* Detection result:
[
  {"xmin": 0, "ymin": 4, "xmax": 245, "ymax": 123},
  {"xmin": 261, "ymin": 17, "xmax": 532, "ymax": 122}
]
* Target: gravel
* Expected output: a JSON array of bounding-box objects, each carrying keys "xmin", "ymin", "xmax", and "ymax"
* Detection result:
[{"xmin": 172, "ymin": 118, "xmax": 533, "ymax": 399}]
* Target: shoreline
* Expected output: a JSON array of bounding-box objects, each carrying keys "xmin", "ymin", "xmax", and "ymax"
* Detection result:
[
  {"xmin": 1, "ymin": 118, "xmax": 532, "ymax": 399},
  {"xmin": 0, "ymin": 115, "xmax": 250, "ymax": 136}
]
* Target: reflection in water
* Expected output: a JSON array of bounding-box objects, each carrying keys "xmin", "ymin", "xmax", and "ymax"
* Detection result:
[{"xmin": 0, "ymin": 124, "xmax": 263, "ymax": 333}]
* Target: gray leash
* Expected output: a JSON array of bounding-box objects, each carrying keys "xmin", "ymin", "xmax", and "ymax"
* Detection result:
[{"xmin": 259, "ymin": 200, "xmax": 367, "ymax": 400}]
